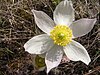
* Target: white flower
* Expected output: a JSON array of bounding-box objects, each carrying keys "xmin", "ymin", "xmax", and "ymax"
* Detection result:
[
  {"xmin": 24, "ymin": 0, "xmax": 96, "ymax": 73},
  {"xmin": 32, "ymin": 54, "xmax": 46, "ymax": 71}
]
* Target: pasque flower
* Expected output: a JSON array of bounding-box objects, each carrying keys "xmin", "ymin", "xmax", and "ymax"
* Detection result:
[
  {"xmin": 24, "ymin": 0, "xmax": 96, "ymax": 73},
  {"xmin": 32, "ymin": 55, "xmax": 46, "ymax": 71},
  {"xmin": 32, "ymin": 54, "xmax": 69, "ymax": 72}
]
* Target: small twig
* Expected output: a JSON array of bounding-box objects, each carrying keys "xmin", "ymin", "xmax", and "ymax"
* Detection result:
[
  {"xmin": 84, "ymin": 66, "xmax": 100, "ymax": 75},
  {"xmin": 0, "ymin": 37, "xmax": 32, "ymax": 41}
]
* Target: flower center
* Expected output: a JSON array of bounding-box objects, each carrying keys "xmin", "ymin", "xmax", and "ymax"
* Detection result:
[
  {"xmin": 35, "ymin": 55, "xmax": 45, "ymax": 68},
  {"xmin": 50, "ymin": 25, "xmax": 72, "ymax": 46}
]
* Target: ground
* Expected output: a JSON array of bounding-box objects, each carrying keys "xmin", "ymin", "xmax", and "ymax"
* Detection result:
[{"xmin": 0, "ymin": 0, "xmax": 100, "ymax": 75}]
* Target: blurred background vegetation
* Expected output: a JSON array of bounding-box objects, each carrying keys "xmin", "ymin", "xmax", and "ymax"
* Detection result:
[{"xmin": 0, "ymin": 0, "xmax": 100, "ymax": 75}]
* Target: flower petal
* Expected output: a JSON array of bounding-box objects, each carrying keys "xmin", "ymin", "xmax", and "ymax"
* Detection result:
[
  {"xmin": 24, "ymin": 34, "xmax": 54, "ymax": 54},
  {"xmin": 31, "ymin": 9, "xmax": 55, "ymax": 34},
  {"xmin": 63, "ymin": 40, "xmax": 91, "ymax": 65},
  {"xmin": 45, "ymin": 45, "xmax": 63, "ymax": 73},
  {"xmin": 53, "ymin": 0, "xmax": 74, "ymax": 26},
  {"xmin": 70, "ymin": 18, "xmax": 96, "ymax": 38}
]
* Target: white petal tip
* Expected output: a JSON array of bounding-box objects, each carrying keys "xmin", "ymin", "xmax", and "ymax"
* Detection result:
[
  {"xmin": 70, "ymin": 18, "xmax": 97, "ymax": 38},
  {"xmin": 85, "ymin": 58, "xmax": 91, "ymax": 65},
  {"xmin": 46, "ymin": 67, "xmax": 52, "ymax": 74},
  {"xmin": 31, "ymin": 9, "xmax": 36, "ymax": 12},
  {"xmin": 46, "ymin": 70, "xmax": 50, "ymax": 74},
  {"xmin": 81, "ymin": 56, "xmax": 91, "ymax": 65},
  {"xmin": 24, "ymin": 43, "xmax": 30, "ymax": 52},
  {"xmin": 64, "ymin": 40, "xmax": 91, "ymax": 66},
  {"xmin": 24, "ymin": 43, "xmax": 27, "ymax": 50},
  {"xmin": 53, "ymin": 0, "xmax": 74, "ymax": 25},
  {"xmin": 31, "ymin": 9, "xmax": 37, "ymax": 14},
  {"xmin": 93, "ymin": 18, "xmax": 97, "ymax": 23}
]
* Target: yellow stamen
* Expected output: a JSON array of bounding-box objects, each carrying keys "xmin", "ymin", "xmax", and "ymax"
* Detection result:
[{"xmin": 50, "ymin": 25, "xmax": 72, "ymax": 46}]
